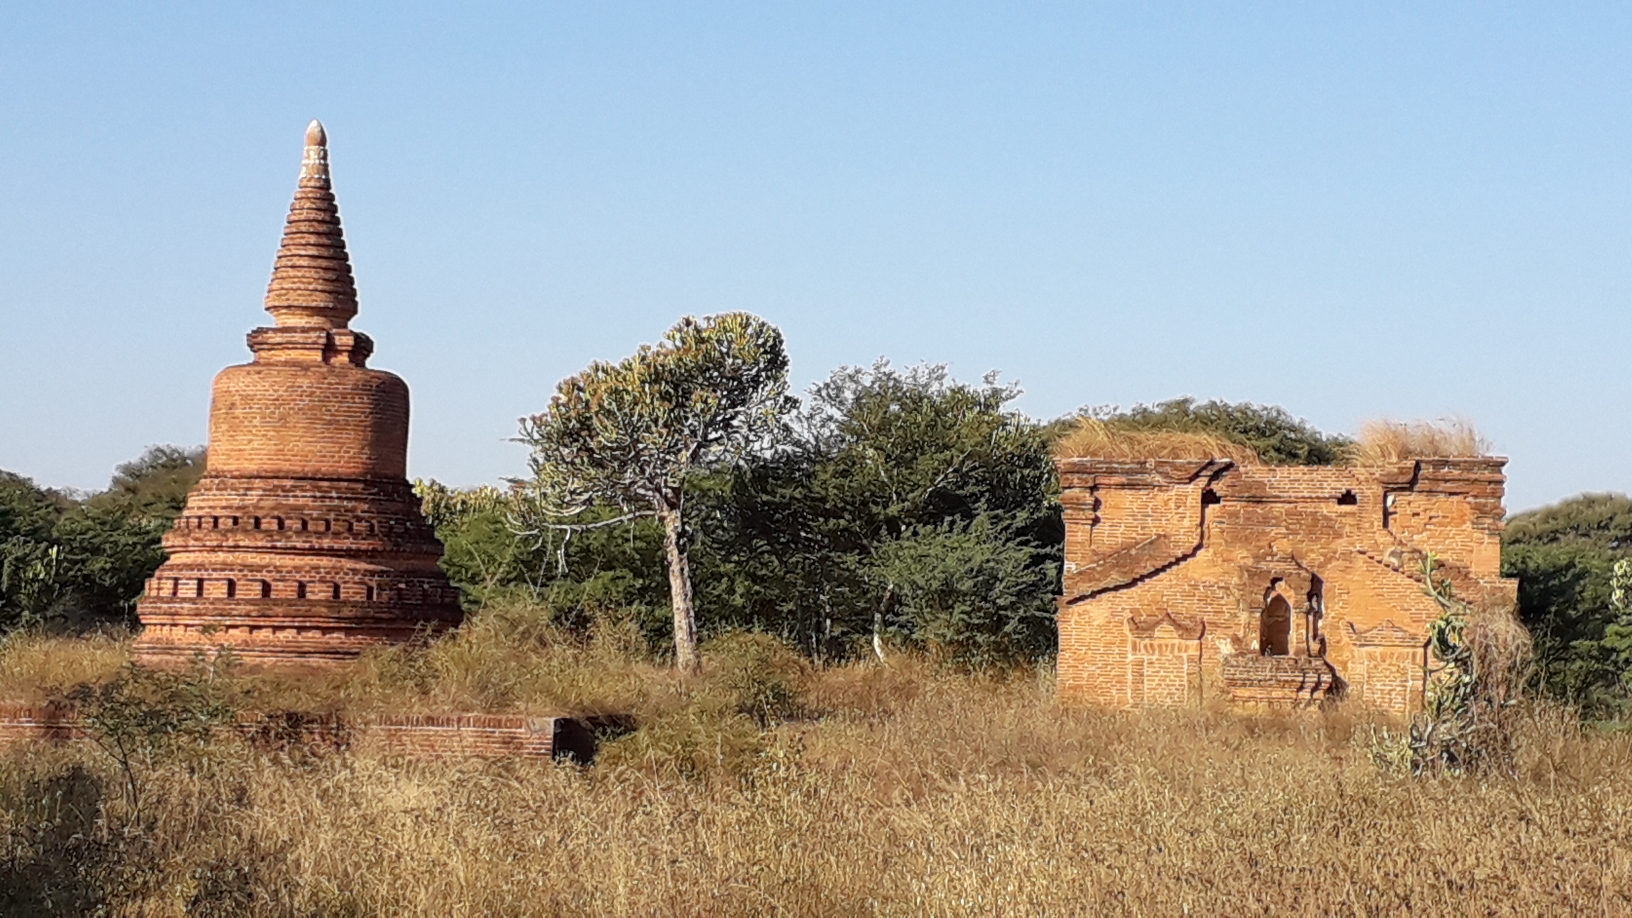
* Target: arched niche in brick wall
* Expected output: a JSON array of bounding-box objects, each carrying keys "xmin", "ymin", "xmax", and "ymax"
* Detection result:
[{"xmin": 1259, "ymin": 594, "xmax": 1293, "ymax": 656}]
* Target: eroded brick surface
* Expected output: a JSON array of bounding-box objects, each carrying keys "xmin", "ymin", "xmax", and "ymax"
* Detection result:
[
  {"xmin": 1056, "ymin": 457, "xmax": 1516, "ymax": 715},
  {"xmin": 133, "ymin": 122, "xmax": 462, "ymax": 665}
]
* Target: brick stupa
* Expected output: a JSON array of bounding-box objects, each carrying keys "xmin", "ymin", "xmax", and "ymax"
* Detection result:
[{"xmin": 134, "ymin": 121, "xmax": 463, "ymax": 665}]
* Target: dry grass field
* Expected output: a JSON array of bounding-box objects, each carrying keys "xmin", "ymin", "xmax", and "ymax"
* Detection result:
[{"xmin": 3, "ymin": 609, "xmax": 1631, "ymax": 917}]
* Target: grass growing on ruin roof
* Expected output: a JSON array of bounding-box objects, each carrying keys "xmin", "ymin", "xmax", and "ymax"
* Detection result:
[
  {"xmin": 1351, "ymin": 418, "xmax": 1492, "ymax": 465},
  {"xmin": 1051, "ymin": 418, "xmax": 1261, "ymax": 464},
  {"xmin": 1053, "ymin": 415, "xmax": 1493, "ymax": 467}
]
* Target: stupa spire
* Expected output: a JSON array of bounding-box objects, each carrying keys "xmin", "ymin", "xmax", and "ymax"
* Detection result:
[{"xmin": 264, "ymin": 119, "xmax": 358, "ymax": 329}]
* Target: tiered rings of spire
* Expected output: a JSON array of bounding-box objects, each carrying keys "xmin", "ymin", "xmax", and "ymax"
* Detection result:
[{"xmin": 264, "ymin": 121, "xmax": 358, "ymax": 330}]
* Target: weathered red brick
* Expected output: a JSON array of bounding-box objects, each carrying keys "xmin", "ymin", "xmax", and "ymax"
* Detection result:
[
  {"xmin": 133, "ymin": 122, "xmax": 462, "ymax": 666},
  {"xmin": 1056, "ymin": 457, "xmax": 1516, "ymax": 715}
]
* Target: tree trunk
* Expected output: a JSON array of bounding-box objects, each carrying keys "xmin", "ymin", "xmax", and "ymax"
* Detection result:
[{"xmin": 659, "ymin": 507, "xmax": 700, "ymax": 673}]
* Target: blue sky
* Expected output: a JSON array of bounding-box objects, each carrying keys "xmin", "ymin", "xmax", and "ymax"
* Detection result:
[{"xmin": 1, "ymin": 2, "xmax": 1627, "ymax": 513}]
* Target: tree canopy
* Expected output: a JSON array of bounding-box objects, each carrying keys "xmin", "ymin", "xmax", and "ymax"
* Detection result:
[
  {"xmin": 695, "ymin": 361, "xmax": 1060, "ymax": 664},
  {"xmin": 517, "ymin": 313, "xmax": 796, "ymax": 671},
  {"xmin": 0, "ymin": 446, "xmax": 203, "ymax": 632},
  {"xmin": 1502, "ymin": 493, "xmax": 1632, "ymax": 713}
]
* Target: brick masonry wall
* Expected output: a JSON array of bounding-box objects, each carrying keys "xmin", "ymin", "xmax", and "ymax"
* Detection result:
[
  {"xmin": 1056, "ymin": 457, "xmax": 1516, "ymax": 716},
  {"xmin": 133, "ymin": 355, "xmax": 463, "ymax": 665},
  {"xmin": 208, "ymin": 360, "xmax": 410, "ymax": 480}
]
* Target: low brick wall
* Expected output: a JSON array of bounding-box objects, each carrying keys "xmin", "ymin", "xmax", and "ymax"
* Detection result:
[
  {"xmin": 0, "ymin": 702, "xmax": 623, "ymax": 763},
  {"xmin": 0, "ymin": 702, "xmax": 85, "ymax": 744}
]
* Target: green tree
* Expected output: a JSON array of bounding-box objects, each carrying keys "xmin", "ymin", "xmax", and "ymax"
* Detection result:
[
  {"xmin": 415, "ymin": 479, "xmax": 671, "ymax": 634},
  {"xmin": 415, "ymin": 483, "xmax": 526, "ymax": 604},
  {"xmin": 0, "ymin": 470, "xmax": 67, "ymax": 543},
  {"xmin": 0, "ymin": 472, "xmax": 71, "ymax": 629},
  {"xmin": 1068, "ymin": 397, "xmax": 1352, "ymax": 465},
  {"xmin": 1501, "ymin": 493, "xmax": 1632, "ymax": 714},
  {"xmin": 699, "ymin": 361, "xmax": 1060, "ymax": 664},
  {"xmin": 0, "ymin": 538, "xmax": 67, "ymax": 629},
  {"xmin": 56, "ymin": 446, "xmax": 205, "ymax": 625},
  {"xmin": 517, "ymin": 313, "xmax": 795, "ymax": 672},
  {"xmin": 0, "ymin": 446, "xmax": 204, "ymax": 633}
]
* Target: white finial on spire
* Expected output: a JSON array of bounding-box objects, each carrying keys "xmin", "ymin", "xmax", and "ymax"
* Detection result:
[{"xmin": 301, "ymin": 119, "xmax": 329, "ymax": 183}]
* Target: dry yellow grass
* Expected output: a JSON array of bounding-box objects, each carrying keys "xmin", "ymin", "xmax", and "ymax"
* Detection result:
[
  {"xmin": 0, "ymin": 602, "xmax": 658, "ymax": 720},
  {"xmin": 1052, "ymin": 418, "xmax": 1260, "ymax": 464},
  {"xmin": 1352, "ymin": 418, "xmax": 1491, "ymax": 465},
  {"xmin": 230, "ymin": 600, "xmax": 659, "ymax": 719},
  {"xmin": 0, "ymin": 630, "xmax": 130, "ymax": 704},
  {"xmin": 3, "ymin": 627, "xmax": 1632, "ymax": 915},
  {"xmin": 1050, "ymin": 416, "xmax": 1494, "ymax": 470}
]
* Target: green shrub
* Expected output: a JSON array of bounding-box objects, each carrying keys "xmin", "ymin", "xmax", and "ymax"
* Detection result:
[
  {"xmin": 870, "ymin": 514, "xmax": 1058, "ymax": 666},
  {"xmin": 704, "ymin": 631, "xmax": 811, "ymax": 726},
  {"xmin": 62, "ymin": 656, "xmax": 244, "ymax": 815}
]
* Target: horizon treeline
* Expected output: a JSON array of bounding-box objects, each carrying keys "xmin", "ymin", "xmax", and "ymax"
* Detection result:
[{"xmin": 4, "ymin": 361, "xmax": 1632, "ymax": 713}]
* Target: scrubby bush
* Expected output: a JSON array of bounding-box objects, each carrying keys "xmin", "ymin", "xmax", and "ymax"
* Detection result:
[
  {"xmin": 869, "ymin": 514, "xmax": 1057, "ymax": 665},
  {"xmin": 64, "ymin": 657, "xmax": 244, "ymax": 814},
  {"xmin": 1408, "ymin": 556, "xmax": 1534, "ymax": 775},
  {"xmin": 703, "ymin": 631, "xmax": 811, "ymax": 726}
]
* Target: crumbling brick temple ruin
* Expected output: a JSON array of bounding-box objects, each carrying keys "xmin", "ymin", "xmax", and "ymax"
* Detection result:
[
  {"xmin": 133, "ymin": 122, "xmax": 463, "ymax": 665},
  {"xmin": 1055, "ymin": 457, "xmax": 1518, "ymax": 715}
]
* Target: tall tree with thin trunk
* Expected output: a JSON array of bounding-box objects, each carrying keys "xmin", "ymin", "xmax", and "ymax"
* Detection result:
[{"xmin": 516, "ymin": 313, "xmax": 794, "ymax": 672}]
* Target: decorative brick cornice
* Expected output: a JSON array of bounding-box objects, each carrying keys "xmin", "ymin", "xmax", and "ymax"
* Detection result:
[
  {"xmin": 247, "ymin": 326, "xmax": 374, "ymax": 367},
  {"xmin": 1055, "ymin": 457, "xmax": 1230, "ymax": 490}
]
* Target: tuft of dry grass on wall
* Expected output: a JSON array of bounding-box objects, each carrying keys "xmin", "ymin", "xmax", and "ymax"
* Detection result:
[
  {"xmin": 1052, "ymin": 418, "xmax": 1260, "ymax": 464},
  {"xmin": 5, "ymin": 632, "xmax": 1632, "ymax": 915},
  {"xmin": 1351, "ymin": 418, "xmax": 1491, "ymax": 466}
]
